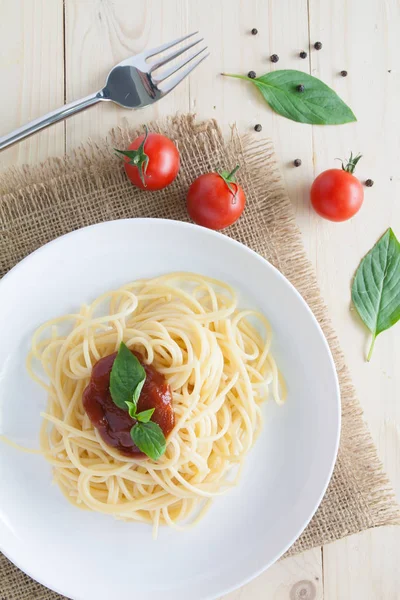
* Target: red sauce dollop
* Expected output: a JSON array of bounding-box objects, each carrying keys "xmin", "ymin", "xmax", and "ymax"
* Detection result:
[{"xmin": 83, "ymin": 351, "xmax": 174, "ymax": 458}]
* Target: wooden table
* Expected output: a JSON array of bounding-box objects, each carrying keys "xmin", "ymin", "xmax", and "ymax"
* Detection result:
[{"xmin": 1, "ymin": 1, "xmax": 399, "ymax": 598}]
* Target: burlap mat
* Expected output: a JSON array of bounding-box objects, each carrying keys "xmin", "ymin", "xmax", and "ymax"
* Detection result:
[{"xmin": 0, "ymin": 115, "xmax": 399, "ymax": 599}]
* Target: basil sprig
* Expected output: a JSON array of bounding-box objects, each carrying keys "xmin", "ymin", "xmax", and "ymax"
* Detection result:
[
  {"xmin": 110, "ymin": 342, "xmax": 146, "ymax": 409},
  {"xmin": 131, "ymin": 421, "xmax": 167, "ymax": 461},
  {"xmin": 126, "ymin": 403, "xmax": 155, "ymax": 423},
  {"xmin": 352, "ymin": 228, "xmax": 400, "ymax": 360},
  {"xmin": 110, "ymin": 342, "xmax": 166, "ymax": 459},
  {"xmin": 222, "ymin": 70, "xmax": 356, "ymax": 125}
]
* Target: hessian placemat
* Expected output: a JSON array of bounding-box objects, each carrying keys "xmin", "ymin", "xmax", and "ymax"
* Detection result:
[{"xmin": 0, "ymin": 115, "xmax": 399, "ymax": 600}]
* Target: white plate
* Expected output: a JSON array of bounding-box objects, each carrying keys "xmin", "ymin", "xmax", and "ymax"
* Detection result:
[{"xmin": 0, "ymin": 219, "xmax": 340, "ymax": 600}]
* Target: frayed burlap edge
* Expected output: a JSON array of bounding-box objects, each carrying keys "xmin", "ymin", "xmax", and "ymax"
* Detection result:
[{"xmin": 0, "ymin": 115, "xmax": 399, "ymax": 600}]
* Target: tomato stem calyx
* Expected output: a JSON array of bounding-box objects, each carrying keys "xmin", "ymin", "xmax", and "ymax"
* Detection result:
[
  {"xmin": 114, "ymin": 126, "xmax": 150, "ymax": 186},
  {"xmin": 219, "ymin": 165, "xmax": 240, "ymax": 200},
  {"xmin": 339, "ymin": 151, "xmax": 362, "ymax": 175}
]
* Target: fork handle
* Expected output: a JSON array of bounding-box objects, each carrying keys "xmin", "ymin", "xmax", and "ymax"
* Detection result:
[{"xmin": 0, "ymin": 92, "xmax": 103, "ymax": 151}]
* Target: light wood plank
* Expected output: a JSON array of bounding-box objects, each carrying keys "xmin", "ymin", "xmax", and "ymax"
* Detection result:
[
  {"xmin": 0, "ymin": 0, "xmax": 64, "ymax": 168},
  {"xmin": 222, "ymin": 549, "xmax": 323, "ymax": 600},
  {"xmin": 64, "ymin": 0, "xmax": 190, "ymax": 151},
  {"xmin": 186, "ymin": 0, "xmax": 324, "ymax": 595},
  {"xmin": 324, "ymin": 528, "xmax": 400, "ymax": 600},
  {"xmin": 188, "ymin": 0, "xmax": 316, "ymax": 255},
  {"xmin": 308, "ymin": 0, "xmax": 400, "ymax": 597}
]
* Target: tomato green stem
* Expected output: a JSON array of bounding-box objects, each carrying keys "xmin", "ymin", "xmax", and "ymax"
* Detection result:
[
  {"xmin": 227, "ymin": 165, "xmax": 240, "ymax": 179},
  {"xmin": 114, "ymin": 126, "xmax": 150, "ymax": 187},
  {"xmin": 219, "ymin": 165, "xmax": 240, "ymax": 198},
  {"xmin": 340, "ymin": 152, "xmax": 362, "ymax": 174},
  {"xmin": 367, "ymin": 334, "xmax": 376, "ymax": 362},
  {"xmin": 138, "ymin": 125, "xmax": 148, "ymax": 152}
]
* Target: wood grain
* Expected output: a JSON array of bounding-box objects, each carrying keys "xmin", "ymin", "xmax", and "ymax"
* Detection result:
[
  {"xmin": 324, "ymin": 528, "xmax": 400, "ymax": 600},
  {"xmin": 187, "ymin": 0, "xmax": 316, "ymax": 257},
  {"xmin": 308, "ymin": 0, "xmax": 400, "ymax": 596},
  {"xmin": 222, "ymin": 548, "xmax": 323, "ymax": 600},
  {"xmin": 0, "ymin": 0, "xmax": 64, "ymax": 168},
  {"xmin": 64, "ymin": 0, "xmax": 190, "ymax": 150}
]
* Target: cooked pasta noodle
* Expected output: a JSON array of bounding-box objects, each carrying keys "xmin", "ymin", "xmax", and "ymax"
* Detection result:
[{"xmin": 26, "ymin": 272, "xmax": 284, "ymax": 536}]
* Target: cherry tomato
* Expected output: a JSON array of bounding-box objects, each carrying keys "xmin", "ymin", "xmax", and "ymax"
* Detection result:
[
  {"xmin": 116, "ymin": 127, "xmax": 180, "ymax": 191},
  {"xmin": 310, "ymin": 153, "xmax": 364, "ymax": 222},
  {"xmin": 187, "ymin": 166, "xmax": 246, "ymax": 230}
]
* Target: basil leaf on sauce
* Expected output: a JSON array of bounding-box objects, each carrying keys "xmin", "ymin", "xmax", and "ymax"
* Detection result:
[
  {"xmin": 132, "ymin": 378, "xmax": 146, "ymax": 405},
  {"xmin": 135, "ymin": 408, "xmax": 155, "ymax": 423},
  {"xmin": 125, "ymin": 401, "xmax": 137, "ymax": 419},
  {"xmin": 352, "ymin": 228, "xmax": 400, "ymax": 360},
  {"xmin": 110, "ymin": 342, "xmax": 146, "ymax": 410},
  {"xmin": 131, "ymin": 421, "xmax": 166, "ymax": 460},
  {"xmin": 223, "ymin": 70, "xmax": 356, "ymax": 125}
]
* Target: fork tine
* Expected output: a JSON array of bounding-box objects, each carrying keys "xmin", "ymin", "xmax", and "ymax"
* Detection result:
[
  {"xmin": 150, "ymin": 38, "xmax": 204, "ymax": 73},
  {"xmin": 153, "ymin": 46, "xmax": 208, "ymax": 84},
  {"xmin": 143, "ymin": 31, "xmax": 199, "ymax": 60},
  {"xmin": 158, "ymin": 52, "xmax": 210, "ymax": 96}
]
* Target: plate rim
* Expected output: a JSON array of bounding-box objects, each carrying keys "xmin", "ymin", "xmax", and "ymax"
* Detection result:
[{"xmin": 0, "ymin": 218, "xmax": 341, "ymax": 600}]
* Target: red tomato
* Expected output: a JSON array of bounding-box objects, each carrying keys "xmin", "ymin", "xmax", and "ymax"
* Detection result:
[
  {"xmin": 310, "ymin": 154, "xmax": 364, "ymax": 222},
  {"xmin": 116, "ymin": 128, "xmax": 180, "ymax": 191},
  {"xmin": 187, "ymin": 167, "xmax": 246, "ymax": 230}
]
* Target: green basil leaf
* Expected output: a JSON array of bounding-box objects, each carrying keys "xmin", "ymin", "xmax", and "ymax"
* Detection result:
[
  {"xmin": 130, "ymin": 421, "xmax": 166, "ymax": 460},
  {"xmin": 135, "ymin": 408, "xmax": 155, "ymax": 423},
  {"xmin": 352, "ymin": 228, "xmax": 400, "ymax": 360},
  {"xmin": 125, "ymin": 401, "xmax": 137, "ymax": 419},
  {"xmin": 224, "ymin": 70, "xmax": 356, "ymax": 125},
  {"xmin": 110, "ymin": 342, "xmax": 146, "ymax": 410},
  {"xmin": 132, "ymin": 378, "xmax": 145, "ymax": 405}
]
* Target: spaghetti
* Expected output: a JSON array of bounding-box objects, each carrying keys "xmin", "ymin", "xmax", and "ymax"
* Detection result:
[{"xmin": 27, "ymin": 272, "xmax": 284, "ymax": 536}]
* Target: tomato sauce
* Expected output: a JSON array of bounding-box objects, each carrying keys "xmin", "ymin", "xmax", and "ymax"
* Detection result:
[{"xmin": 83, "ymin": 351, "xmax": 174, "ymax": 458}]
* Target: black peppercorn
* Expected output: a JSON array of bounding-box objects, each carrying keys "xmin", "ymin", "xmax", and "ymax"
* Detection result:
[
  {"xmin": 365, "ymin": 179, "xmax": 374, "ymax": 187},
  {"xmin": 251, "ymin": 28, "xmax": 258, "ymax": 35},
  {"xmin": 314, "ymin": 41, "xmax": 322, "ymax": 50},
  {"xmin": 299, "ymin": 51, "xmax": 307, "ymax": 59},
  {"xmin": 254, "ymin": 124, "xmax": 262, "ymax": 132},
  {"xmin": 248, "ymin": 70, "xmax": 256, "ymax": 79},
  {"xmin": 270, "ymin": 54, "xmax": 279, "ymax": 63},
  {"xmin": 340, "ymin": 70, "xmax": 348, "ymax": 77},
  {"xmin": 294, "ymin": 159, "xmax": 302, "ymax": 167},
  {"xmin": 297, "ymin": 84, "xmax": 305, "ymax": 92}
]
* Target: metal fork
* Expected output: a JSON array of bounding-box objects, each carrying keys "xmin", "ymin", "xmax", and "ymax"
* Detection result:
[{"xmin": 0, "ymin": 32, "xmax": 208, "ymax": 151}]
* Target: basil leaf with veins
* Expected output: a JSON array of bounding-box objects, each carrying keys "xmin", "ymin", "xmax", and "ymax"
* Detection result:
[
  {"xmin": 222, "ymin": 70, "xmax": 356, "ymax": 125},
  {"xmin": 352, "ymin": 228, "xmax": 400, "ymax": 360},
  {"xmin": 110, "ymin": 342, "xmax": 146, "ymax": 410},
  {"xmin": 131, "ymin": 421, "xmax": 166, "ymax": 461}
]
